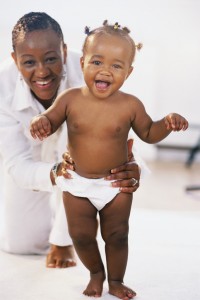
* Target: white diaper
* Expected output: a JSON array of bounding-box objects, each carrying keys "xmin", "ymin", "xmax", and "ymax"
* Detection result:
[{"xmin": 55, "ymin": 170, "xmax": 120, "ymax": 210}]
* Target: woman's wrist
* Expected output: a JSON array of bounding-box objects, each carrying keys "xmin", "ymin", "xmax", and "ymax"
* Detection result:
[{"xmin": 50, "ymin": 162, "xmax": 61, "ymax": 185}]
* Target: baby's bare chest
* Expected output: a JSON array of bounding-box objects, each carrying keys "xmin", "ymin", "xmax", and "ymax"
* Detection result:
[{"xmin": 67, "ymin": 104, "xmax": 131, "ymax": 138}]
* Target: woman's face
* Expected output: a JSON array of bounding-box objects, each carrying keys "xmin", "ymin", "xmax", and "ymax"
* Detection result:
[{"xmin": 12, "ymin": 29, "xmax": 67, "ymax": 102}]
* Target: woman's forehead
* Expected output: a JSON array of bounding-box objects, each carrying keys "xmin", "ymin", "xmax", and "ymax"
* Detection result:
[{"xmin": 16, "ymin": 29, "xmax": 61, "ymax": 47}]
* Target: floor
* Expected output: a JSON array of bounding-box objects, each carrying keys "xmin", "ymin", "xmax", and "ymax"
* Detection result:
[
  {"xmin": 0, "ymin": 160, "xmax": 200, "ymax": 300},
  {"xmin": 135, "ymin": 160, "xmax": 200, "ymax": 211}
]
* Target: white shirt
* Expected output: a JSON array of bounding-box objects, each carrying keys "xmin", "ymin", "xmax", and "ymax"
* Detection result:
[{"xmin": 0, "ymin": 50, "xmax": 84, "ymax": 193}]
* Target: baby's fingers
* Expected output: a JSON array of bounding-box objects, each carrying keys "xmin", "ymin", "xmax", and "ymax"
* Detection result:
[
  {"xmin": 164, "ymin": 114, "xmax": 177, "ymax": 130},
  {"xmin": 30, "ymin": 123, "xmax": 45, "ymax": 140},
  {"xmin": 173, "ymin": 117, "xmax": 189, "ymax": 131},
  {"xmin": 164, "ymin": 117, "xmax": 171, "ymax": 130},
  {"xmin": 165, "ymin": 114, "xmax": 189, "ymax": 131},
  {"xmin": 41, "ymin": 119, "xmax": 51, "ymax": 135},
  {"xmin": 30, "ymin": 120, "xmax": 50, "ymax": 140},
  {"xmin": 180, "ymin": 119, "xmax": 189, "ymax": 131}
]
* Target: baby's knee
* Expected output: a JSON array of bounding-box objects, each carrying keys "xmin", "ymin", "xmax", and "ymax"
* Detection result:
[
  {"xmin": 70, "ymin": 230, "xmax": 94, "ymax": 248},
  {"xmin": 104, "ymin": 227, "xmax": 129, "ymax": 247}
]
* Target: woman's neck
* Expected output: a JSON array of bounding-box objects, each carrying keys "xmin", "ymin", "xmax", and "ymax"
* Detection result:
[{"xmin": 31, "ymin": 91, "xmax": 57, "ymax": 109}]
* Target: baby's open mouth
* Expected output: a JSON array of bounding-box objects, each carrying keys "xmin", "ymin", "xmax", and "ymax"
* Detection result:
[{"xmin": 95, "ymin": 80, "xmax": 111, "ymax": 89}]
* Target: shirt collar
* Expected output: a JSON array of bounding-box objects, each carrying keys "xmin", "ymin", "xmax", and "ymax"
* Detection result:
[{"xmin": 12, "ymin": 73, "xmax": 37, "ymax": 112}]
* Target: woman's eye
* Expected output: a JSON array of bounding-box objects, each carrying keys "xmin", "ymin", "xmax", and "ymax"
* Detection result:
[
  {"xmin": 46, "ymin": 57, "xmax": 57, "ymax": 63},
  {"xmin": 23, "ymin": 60, "xmax": 35, "ymax": 66}
]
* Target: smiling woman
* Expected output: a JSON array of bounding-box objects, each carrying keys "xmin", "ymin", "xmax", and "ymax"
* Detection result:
[{"xmin": 0, "ymin": 12, "xmax": 84, "ymax": 265}]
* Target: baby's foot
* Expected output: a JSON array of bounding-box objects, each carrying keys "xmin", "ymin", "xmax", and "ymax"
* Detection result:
[
  {"xmin": 83, "ymin": 270, "xmax": 106, "ymax": 297},
  {"xmin": 108, "ymin": 280, "xmax": 136, "ymax": 300}
]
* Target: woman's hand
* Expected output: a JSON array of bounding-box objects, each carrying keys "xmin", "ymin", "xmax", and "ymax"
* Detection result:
[
  {"xmin": 59, "ymin": 152, "xmax": 75, "ymax": 179},
  {"xmin": 50, "ymin": 153, "xmax": 74, "ymax": 185},
  {"xmin": 105, "ymin": 139, "xmax": 140, "ymax": 193}
]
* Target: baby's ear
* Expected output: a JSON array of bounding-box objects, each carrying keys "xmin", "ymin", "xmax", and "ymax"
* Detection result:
[
  {"xmin": 126, "ymin": 66, "xmax": 134, "ymax": 79},
  {"xmin": 80, "ymin": 57, "xmax": 84, "ymax": 70}
]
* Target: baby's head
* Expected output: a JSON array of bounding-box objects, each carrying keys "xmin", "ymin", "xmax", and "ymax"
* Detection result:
[{"xmin": 82, "ymin": 20, "xmax": 142, "ymax": 65}]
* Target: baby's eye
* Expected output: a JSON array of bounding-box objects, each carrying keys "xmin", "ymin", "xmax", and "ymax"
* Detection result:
[
  {"xmin": 113, "ymin": 64, "xmax": 122, "ymax": 69},
  {"xmin": 92, "ymin": 60, "xmax": 101, "ymax": 66}
]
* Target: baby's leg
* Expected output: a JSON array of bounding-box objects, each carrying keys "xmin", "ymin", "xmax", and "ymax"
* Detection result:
[
  {"xmin": 100, "ymin": 192, "xmax": 136, "ymax": 299},
  {"xmin": 63, "ymin": 192, "xmax": 105, "ymax": 297}
]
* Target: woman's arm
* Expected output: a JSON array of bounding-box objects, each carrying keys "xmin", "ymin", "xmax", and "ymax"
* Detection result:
[{"xmin": 0, "ymin": 108, "xmax": 54, "ymax": 192}]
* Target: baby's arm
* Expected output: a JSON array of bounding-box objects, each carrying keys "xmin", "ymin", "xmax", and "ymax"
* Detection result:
[
  {"xmin": 30, "ymin": 115, "xmax": 52, "ymax": 141},
  {"xmin": 131, "ymin": 98, "xmax": 188, "ymax": 144},
  {"xmin": 146, "ymin": 113, "xmax": 188, "ymax": 143},
  {"xmin": 30, "ymin": 89, "xmax": 73, "ymax": 140}
]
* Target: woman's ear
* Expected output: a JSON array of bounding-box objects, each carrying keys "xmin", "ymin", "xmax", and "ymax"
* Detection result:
[
  {"xmin": 63, "ymin": 43, "xmax": 67, "ymax": 64},
  {"xmin": 11, "ymin": 52, "xmax": 17, "ymax": 65}
]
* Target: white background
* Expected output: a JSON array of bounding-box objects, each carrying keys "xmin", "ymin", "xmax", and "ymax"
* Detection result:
[{"xmin": 1, "ymin": 0, "xmax": 200, "ymax": 159}]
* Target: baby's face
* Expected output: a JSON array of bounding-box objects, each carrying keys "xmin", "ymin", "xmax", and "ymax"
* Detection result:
[{"xmin": 81, "ymin": 34, "xmax": 133, "ymax": 99}]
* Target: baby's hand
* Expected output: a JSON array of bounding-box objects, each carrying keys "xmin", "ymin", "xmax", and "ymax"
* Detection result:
[
  {"xmin": 30, "ymin": 115, "xmax": 51, "ymax": 140},
  {"xmin": 164, "ymin": 113, "xmax": 189, "ymax": 131}
]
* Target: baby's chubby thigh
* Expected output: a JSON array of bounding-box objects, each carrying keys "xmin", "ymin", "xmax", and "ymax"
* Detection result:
[
  {"xmin": 62, "ymin": 191, "xmax": 98, "ymax": 245},
  {"xmin": 99, "ymin": 192, "xmax": 133, "ymax": 245}
]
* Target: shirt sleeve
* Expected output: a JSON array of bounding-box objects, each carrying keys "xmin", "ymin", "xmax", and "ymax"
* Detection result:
[{"xmin": 0, "ymin": 106, "xmax": 54, "ymax": 192}]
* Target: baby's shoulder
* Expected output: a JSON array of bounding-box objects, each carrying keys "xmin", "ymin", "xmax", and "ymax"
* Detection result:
[
  {"xmin": 120, "ymin": 91, "xmax": 142, "ymax": 105},
  {"xmin": 59, "ymin": 87, "xmax": 82, "ymax": 102}
]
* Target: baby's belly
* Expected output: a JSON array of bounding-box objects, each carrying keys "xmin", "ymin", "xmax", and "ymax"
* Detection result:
[
  {"xmin": 72, "ymin": 152, "xmax": 127, "ymax": 179},
  {"xmin": 68, "ymin": 137, "xmax": 128, "ymax": 178}
]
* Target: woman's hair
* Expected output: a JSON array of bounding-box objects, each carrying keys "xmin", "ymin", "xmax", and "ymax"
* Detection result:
[
  {"xmin": 82, "ymin": 20, "xmax": 142, "ymax": 63},
  {"xmin": 12, "ymin": 12, "xmax": 64, "ymax": 51}
]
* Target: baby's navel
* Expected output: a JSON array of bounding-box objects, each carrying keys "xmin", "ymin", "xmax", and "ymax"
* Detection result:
[
  {"xmin": 73, "ymin": 122, "xmax": 79, "ymax": 129},
  {"xmin": 116, "ymin": 126, "xmax": 121, "ymax": 132}
]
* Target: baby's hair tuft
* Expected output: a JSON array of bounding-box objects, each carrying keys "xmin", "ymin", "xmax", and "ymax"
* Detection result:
[{"xmin": 83, "ymin": 20, "xmax": 142, "ymax": 63}]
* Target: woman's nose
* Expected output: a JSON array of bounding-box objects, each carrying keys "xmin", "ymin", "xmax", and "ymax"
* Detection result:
[{"xmin": 35, "ymin": 63, "xmax": 50, "ymax": 77}]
